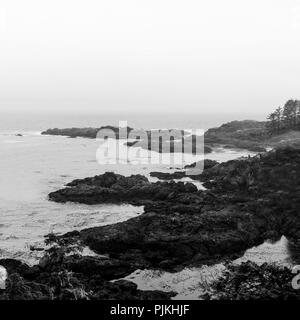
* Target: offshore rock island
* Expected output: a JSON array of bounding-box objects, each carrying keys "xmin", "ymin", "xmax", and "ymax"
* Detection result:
[{"xmin": 41, "ymin": 113, "xmax": 300, "ymax": 155}]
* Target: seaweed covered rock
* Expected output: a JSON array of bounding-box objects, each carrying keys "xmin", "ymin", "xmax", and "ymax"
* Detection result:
[
  {"xmin": 202, "ymin": 261, "xmax": 300, "ymax": 300},
  {"xmin": 0, "ymin": 244, "xmax": 175, "ymax": 300}
]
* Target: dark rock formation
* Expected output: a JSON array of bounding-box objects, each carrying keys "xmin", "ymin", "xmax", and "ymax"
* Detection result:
[
  {"xmin": 184, "ymin": 159, "xmax": 219, "ymax": 170},
  {"xmin": 6, "ymin": 146, "xmax": 297, "ymax": 299},
  {"xmin": 42, "ymin": 126, "xmax": 211, "ymax": 154},
  {"xmin": 0, "ymin": 246, "xmax": 175, "ymax": 300},
  {"xmin": 49, "ymin": 172, "xmax": 198, "ymax": 204},
  {"xmin": 202, "ymin": 261, "xmax": 300, "ymax": 300},
  {"xmin": 150, "ymin": 171, "xmax": 186, "ymax": 180},
  {"xmin": 49, "ymin": 147, "xmax": 300, "ymax": 273},
  {"xmin": 127, "ymin": 134, "xmax": 212, "ymax": 154},
  {"xmin": 149, "ymin": 159, "xmax": 220, "ymax": 181},
  {"xmin": 41, "ymin": 126, "xmax": 132, "ymax": 139},
  {"xmin": 42, "ymin": 127, "xmax": 186, "ymax": 141},
  {"xmin": 199, "ymin": 147, "xmax": 300, "ymax": 240},
  {"xmin": 74, "ymin": 208, "xmax": 268, "ymax": 270}
]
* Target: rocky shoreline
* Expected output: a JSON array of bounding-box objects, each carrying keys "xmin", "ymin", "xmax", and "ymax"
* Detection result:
[
  {"xmin": 48, "ymin": 147, "xmax": 300, "ymax": 267},
  {"xmin": 1, "ymin": 147, "xmax": 300, "ymax": 300}
]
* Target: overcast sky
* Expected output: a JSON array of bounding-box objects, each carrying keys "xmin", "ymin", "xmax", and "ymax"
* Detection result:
[{"xmin": 0, "ymin": 0, "xmax": 300, "ymax": 114}]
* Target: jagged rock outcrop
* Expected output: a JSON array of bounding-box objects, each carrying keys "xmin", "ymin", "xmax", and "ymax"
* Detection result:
[
  {"xmin": 49, "ymin": 147, "xmax": 300, "ymax": 272},
  {"xmin": 150, "ymin": 171, "xmax": 186, "ymax": 180},
  {"xmin": 49, "ymin": 172, "xmax": 198, "ymax": 204},
  {"xmin": 73, "ymin": 208, "xmax": 269, "ymax": 270},
  {"xmin": 150, "ymin": 159, "xmax": 219, "ymax": 181}
]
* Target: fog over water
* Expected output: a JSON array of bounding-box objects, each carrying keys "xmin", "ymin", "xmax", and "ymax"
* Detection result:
[
  {"xmin": 1, "ymin": 0, "xmax": 300, "ymax": 115},
  {"xmin": 0, "ymin": 112, "xmax": 267, "ymax": 132}
]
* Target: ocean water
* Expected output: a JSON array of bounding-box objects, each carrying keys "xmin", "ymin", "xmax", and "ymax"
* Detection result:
[{"xmin": 0, "ymin": 113, "xmax": 261, "ymax": 264}]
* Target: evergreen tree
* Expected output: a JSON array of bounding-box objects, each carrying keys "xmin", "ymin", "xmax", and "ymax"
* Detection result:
[
  {"xmin": 274, "ymin": 107, "xmax": 282, "ymax": 132},
  {"xmin": 266, "ymin": 100, "xmax": 300, "ymax": 134},
  {"xmin": 266, "ymin": 112, "xmax": 277, "ymax": 133},
  {"xmin": 282, "ymin": 100, "xmax": 297, "ymax": 129},
  {"xmin": 296, "ymin": 101, "xmax": 300, "ymax": 128}
]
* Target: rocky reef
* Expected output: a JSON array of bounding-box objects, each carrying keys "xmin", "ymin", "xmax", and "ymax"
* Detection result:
[
  {"xmin": 2, "ymin": 147, "xmax": 300, "ymax": 300},
  {"xmin": 41, "ymin": 127, "xmax": 186, "ymax": 141},
  {"xmin": 41, "ymin": 126, "xmax": 132, "ymax": 139},
  {"xmin": 42, "ymin": 126, "xmax": 209, "ymax": 154},
  {"xmin": 48, "ymin": 147, "xmax": 300, "ymax": 274}
]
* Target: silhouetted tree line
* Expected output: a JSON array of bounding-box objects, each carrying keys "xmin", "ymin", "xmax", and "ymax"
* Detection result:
[{"xmin": 266, "ymin": 100, "xmax": 300, "ymax": 134}]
